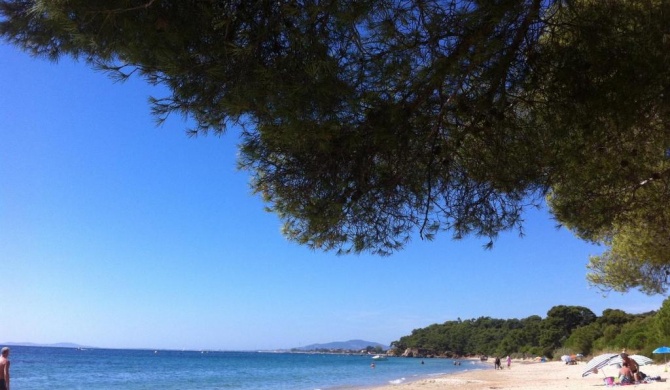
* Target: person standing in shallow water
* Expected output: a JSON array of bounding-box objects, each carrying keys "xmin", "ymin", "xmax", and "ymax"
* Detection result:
[{"xmin": 0, "ymin": 347, "xmax": 10, "ymax": 390}]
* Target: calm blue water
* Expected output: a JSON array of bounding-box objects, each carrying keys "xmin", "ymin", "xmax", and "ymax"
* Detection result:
[{"xmin": 8, "ymin": 346, "xmax": 485, "ymax": 389}]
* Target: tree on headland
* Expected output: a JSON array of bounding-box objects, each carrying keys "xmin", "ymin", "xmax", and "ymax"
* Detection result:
[
  {"xmin": 654, "ymin": 298, "xmax": 670, "ymax": 345},
  {"xmin": 539, "ymin": 306, "xmax": 597, "ymax": 356},
  {"xmin": 391, "ymin": 302, "xmax": 669, "ymax": 359},
  {"xmin": 1, "ymin": 1, "xmax": 669, "ymax": 292}
]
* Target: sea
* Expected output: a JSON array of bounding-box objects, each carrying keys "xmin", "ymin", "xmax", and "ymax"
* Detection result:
[{"xmin": 7, "ymin": 346, "xmax": 486, "ymax": 390}]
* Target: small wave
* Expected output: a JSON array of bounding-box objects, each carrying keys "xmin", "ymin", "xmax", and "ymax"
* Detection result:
[{"xmin": 388, "ymin": 377, "xmax": 406, "ymax": 385}]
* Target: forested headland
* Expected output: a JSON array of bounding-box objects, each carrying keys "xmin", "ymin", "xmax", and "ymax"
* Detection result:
[{"xmin": 390, "ymin": 298, "xmax": 670, "ymax": 359}]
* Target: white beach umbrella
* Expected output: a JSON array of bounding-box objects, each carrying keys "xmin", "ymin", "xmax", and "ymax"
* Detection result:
[
  {"xmin": 609, "ymin": 354, "xmax": 654, "ymax": 367},
  {"xmin": 582, "ymin": 353, "xmax": 619, "ymax": 377}
]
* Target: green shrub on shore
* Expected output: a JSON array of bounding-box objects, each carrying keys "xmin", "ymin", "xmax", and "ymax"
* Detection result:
[{"xmin": 393, "ymin": 300, "xmax": 670, "ymax": 360}]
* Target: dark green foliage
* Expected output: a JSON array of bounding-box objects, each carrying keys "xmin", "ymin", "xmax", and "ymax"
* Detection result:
[
  {"xmin": 564, "ymin": 323, "xmax": 602, "ymax": 356},
  {"xmin": 392, "ymin": 303, "xmax": 668, "ymax": 358},
  {"xmin": 598, "ymin": 309, "xmax": 635, "ymax": 327},
  {"xmin": 1, "ymin": 1, "xmax": 669, "ymax": 291},
  {"xmin": 0, "ymin": 0, "xmax": 549, "ymax": 256},
  {"xmin": 547, "ymin": 305, "xmax": 597, "ymax": 331},
  {"xmin": 655, "ymin": 299, "xmax": 670, "ymax": 344},
  {"xmin": 538, "ymin": 0, "xmax": 670, "ymax": 294},
  {"xmin": 393, "ymin": 314, "xmax": 545, "ymax": 357},
  {"xmin": 603, "ymin": 316, "xmax": 656, "ymax": 352},
  {"xmin": 538, "ymin": 306, "xmax": 595, "ymax": 356}
]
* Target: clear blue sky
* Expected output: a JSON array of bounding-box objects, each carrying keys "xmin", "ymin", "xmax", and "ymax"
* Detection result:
[{"xmin": 1, "ymin": 43, "xmax": 666, "ymax": 351}]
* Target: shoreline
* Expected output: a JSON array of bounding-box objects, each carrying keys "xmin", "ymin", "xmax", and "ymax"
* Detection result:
[{"xmin": 369, "ymin": 359, "xmax": 669, "ymax": 389}]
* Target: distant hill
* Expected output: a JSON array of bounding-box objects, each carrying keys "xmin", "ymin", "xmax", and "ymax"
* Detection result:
[
  {"xmin": 295, "ymin": 339, "xmax": 389, "ymax": 351},
  {"xmin": 2, "ymin": 342, "xmax": 95, "ymax": 349}
]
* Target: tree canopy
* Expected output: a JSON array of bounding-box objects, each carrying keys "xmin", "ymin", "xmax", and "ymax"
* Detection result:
[
  {"xmin": 2, "ymin": 0, "xmax": 669, "ymax": 292},
  {"xmin": 391, "ymin": 303, "xmax": 667, "ymax": 359}
]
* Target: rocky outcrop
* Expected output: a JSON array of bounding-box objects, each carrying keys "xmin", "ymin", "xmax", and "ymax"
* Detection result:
[
  {"xmin": 397, "ymin": 348, "xmax": 466, "ymax": 358},
  {"xmin": 401, "ymin": 348, "xmax": 433, "ymax": 358}
]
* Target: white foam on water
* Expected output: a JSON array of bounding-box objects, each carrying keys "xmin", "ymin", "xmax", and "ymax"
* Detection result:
[{"xmin": 388, "ymin": 377, "xmax": 406, "ymax": 385}]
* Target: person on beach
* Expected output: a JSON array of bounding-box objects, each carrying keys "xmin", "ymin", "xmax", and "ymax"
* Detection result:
[
  {"xmin": 619, "ymin": 362, "xmax": 633, "ymax": 384},
  {"xmin": 506, "ymin": 355, "xmax": 511, "ymax": 369},
  {"xmin": 0, "ymin": 347, "xmax": 10, "ymax": 390},
  {"xmin": 620, "ymin": 353, "xmax": 641, "ymax": 382},
  {"xmin": 494, "ymin": 356, "xmax": 501, "ymax": 370}
]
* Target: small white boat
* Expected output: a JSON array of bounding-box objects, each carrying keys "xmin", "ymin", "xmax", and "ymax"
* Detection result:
[{"xmin": 371, "ymin": 355, "xmax": 387, "ymax": 361}]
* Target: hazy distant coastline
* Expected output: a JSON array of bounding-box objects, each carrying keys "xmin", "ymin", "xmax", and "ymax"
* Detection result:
[
  {"xmin": 2, "ymin": 339, "xmax": 388, "ymax": 353},
  {"xmin": 1, "ymin": 342, "xmax": 94, "ymax": 349},
  {"xmin": 293, "ymin": 339, "xmax": 389, "ymax": 351}
]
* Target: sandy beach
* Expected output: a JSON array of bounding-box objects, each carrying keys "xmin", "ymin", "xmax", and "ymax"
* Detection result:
[{"xmin": 373, "ymin": 359, "xmax": 669, "ymax": 389}]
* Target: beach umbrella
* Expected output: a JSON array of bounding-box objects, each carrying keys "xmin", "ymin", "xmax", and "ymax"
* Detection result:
[
  {"xmin": 609, "ymin": 354, "xmax": 654, "ymax": 367},
  {"xmin": 582, "ymin": 353, "xmax": 619, "ymax": 377},
  {"xmin": 653, "ymin": 346, "xmax": 670, "ymax": 366}
]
